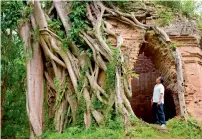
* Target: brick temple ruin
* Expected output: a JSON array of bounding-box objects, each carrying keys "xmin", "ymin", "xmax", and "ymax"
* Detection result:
[{"xmin": 107, "ymin": 18, "xmax": 202, "ymax": 123}]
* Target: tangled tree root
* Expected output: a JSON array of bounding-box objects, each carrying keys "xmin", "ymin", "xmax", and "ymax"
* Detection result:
[{"xmin": 18, "ymin": 1, "xmax": 187, "ymax": 138}]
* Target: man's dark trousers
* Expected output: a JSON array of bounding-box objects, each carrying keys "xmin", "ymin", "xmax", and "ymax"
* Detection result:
[{"xmin": 152, "ymin": 102, "xmax": 166, "ymax": 125}]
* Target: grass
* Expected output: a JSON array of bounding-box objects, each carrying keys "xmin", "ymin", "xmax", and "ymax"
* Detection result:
[
  {"xmin": 155, "ymin": 8, "xmax": 173, "ymax": 27},
  {"xmin": 42, "ymin": 117, "xmax": 202, "ymax": 139},
  {"xmin": 127, "ymin": 117, "xmax": 202, "ymax": 139}
]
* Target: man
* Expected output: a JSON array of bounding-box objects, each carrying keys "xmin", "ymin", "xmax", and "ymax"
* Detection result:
[{"xmin": 151, "ymin": 76, "xmax": 166, "ymax": 128}]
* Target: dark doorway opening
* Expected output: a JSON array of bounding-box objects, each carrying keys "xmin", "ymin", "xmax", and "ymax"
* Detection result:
[
  {"xmin": 164, "ymin": 89, "xmax": 176, "ymax": 121},
  {"xmin": 130, "ymin": 45, "xmax": 176, "ymax": 123}
]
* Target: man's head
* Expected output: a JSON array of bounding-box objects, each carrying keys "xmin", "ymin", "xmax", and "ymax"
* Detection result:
[{"xmin": 156, "ymin": 76, "xmax": 164, "ymax": 84}]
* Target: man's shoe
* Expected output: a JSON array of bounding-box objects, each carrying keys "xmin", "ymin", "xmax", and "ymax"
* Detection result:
[{"xmin": 161, "ymin": 124, "xmax": 166, "ymax": 129}]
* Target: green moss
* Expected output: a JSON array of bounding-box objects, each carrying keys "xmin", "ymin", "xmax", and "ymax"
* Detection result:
[
  {"xmin": 105, "ymin": 61, "xmax": 117, "ymax": 92},
  {"xmin": 77, "ymin": 66, "xmax": 87, "ymax": 92},
  {"xmin": 73, "ymin": 94, "xmax": 86, "ymax": 127},
  {"xmin": 170, "ymin": 41, "xmax": 184, "ymax": 51},
  {"xmin": 32, "ymin": 25, "xmax": 39, "ymax": 43},
  {"xmin": 91, "ymin": 95, "xmax": 104, "ymax": 110},
  {"xmin": 105, "ymin": 47, "xmax": 119, "ymax": 93},
  {"xmin": 198, "ymin": 20, "xmax": 202, "ymax": 35},
  {"xmin": 54, "ymin": 77, "xmax": 68, "ymax": 109}
]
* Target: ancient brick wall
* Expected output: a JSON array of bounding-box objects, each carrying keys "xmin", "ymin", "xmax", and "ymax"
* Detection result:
[
  {"xmin": 107, "ymin": 19, "xmax": 144, "ymax": 70},
  {"xmin": 107, "ymin": 19, "xmax": 202, "ymax": 123},
  {"xmin": 131, "ymin": 52, "xmax": 160, "ymax": 122},
  {"xmin": 170, "ymin": 36, "xmax": 202, "ymax": 122}
]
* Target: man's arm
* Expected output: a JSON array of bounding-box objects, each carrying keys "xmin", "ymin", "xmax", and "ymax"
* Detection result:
[
  {"xmin": 158, "ymin": 93, "xmax": 163, "ymax": 105},
  {"xmin": 158, "ymin": 85, "xmax": 164, "ymax": 105}
]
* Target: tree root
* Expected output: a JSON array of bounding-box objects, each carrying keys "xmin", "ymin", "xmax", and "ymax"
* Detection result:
[{"xmin": 18, "ymin": 1, "xmax": 180, "ymax": 136}]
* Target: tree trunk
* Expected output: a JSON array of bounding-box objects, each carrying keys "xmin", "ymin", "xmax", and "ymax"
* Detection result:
[
  {"xmin": 175, "ymin": 50, "xmax": 188, "ymax": 120},
  {"xmin": 18, "ymin": 20, "xmax": 44, "ymax": 138}
]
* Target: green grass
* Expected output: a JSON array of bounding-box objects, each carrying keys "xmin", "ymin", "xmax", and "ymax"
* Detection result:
[{"xmin": 42, "ymin": 117, "xmax": 202, "ymax": 139}]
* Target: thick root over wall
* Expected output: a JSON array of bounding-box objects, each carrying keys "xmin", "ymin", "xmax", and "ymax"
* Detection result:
[{"xmin": 18, "ymin": 1, "xmax": 184, "ymax": 138}]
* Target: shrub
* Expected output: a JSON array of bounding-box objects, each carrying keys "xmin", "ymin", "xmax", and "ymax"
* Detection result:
[{"xmin": 180, "ymin": 0, "xmax": 195, "ymax": 18}]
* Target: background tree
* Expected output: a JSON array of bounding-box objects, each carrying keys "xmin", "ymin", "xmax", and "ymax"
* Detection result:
[{"xmin": 1, "ymin": 1, "xmax": 29, "ymax": 138}]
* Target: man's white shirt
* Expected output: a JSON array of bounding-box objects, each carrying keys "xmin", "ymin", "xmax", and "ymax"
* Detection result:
[{"xmin": 152, "ymin": 83, "xmax": 165, "ymax": 104}]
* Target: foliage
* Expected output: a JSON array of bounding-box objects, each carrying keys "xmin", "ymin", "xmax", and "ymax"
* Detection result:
[
  {"xmin": 127, "ymin": 117, "xmax": 202, "ymax": 139},
  {"xmin": 68, "ymin": 1, "xmax": 89, "ymax": 50},
  {"xmin": 180, "ymin": 0, "xmax": 195, "ymax": 18},
  {"xmin": 43, "ymin": 126, "xmax": 123, "ymax": 139},
  {"xmin": 126, "ymin": 70, "xmax": 139, "ymax": 79},
  {"xmin": 74, "ymin": 66, "xmax": 88, "ymax": 127},
  {"xmin": 91, "ymin": 95, "xmax": 104, "ymax": 110},
  {"xmin": 166, "ymin": 118, "xmax": 202, "ymax": 139},
  {"xmin": 1, "ymin": 84, "xmax": 29, "ymax": 139},
  {"xmin": 156, "ymin": 8, "xmax": 173, "ymax": 26},
  {"xmin": 40, "ymin": 1, "xmax": 52, "ymax": 11},
  {"xmin": 1, "ymin": 32, "xmax": 29, "ymax": 139},
  {"xmin": 156, "ymin": 0, "xmax": 198, "ymax": 18},
  {"xmin": 170, "ymin": 41, "xmax": 184, "ymax": 51},
  {"xmin": 105, "ymin": 46, "xmax": 119, "ymax": 92},
  {"xmin": 77, "ymin": 66, "xmax": 87, "ymax": 92},
  {"xmin": 42, "ymin": 117, "xmax": 202, "ymax": 139},
  {"xmin": 1, "ymin": 2, "xmax": 30, "ymax": 138},
  {"xmin": 18, "ymin": 3, "xmax": 33, "ymax": 25},
  {"xmin": 42, "ymin": 115, "xmax": 124, "ymax": 139},
  {"xmin": 105, "ymin": 114, "xmax": 123, "ymax": 130},
  {"xmin": 53, "ymin": 77, "xmax": 60, "ymax": 89},
  {"xmin": 171, "ymin": 43, "xmax": 177, "ymax": 51},
  {"xmin": 106, "ymin": 1, "xmax": 145, "ymax": 13},
  {"xmin": 155, "ymin": 1, "xmax": 181, "ymax": 12},
  {"xmin": 198, "ymin": 21, "xmax": 202, "ymax": 35},
  {"xmin": 73, "ymin": 94, "xmax": 86, "ymax": 127},
  {"xmin": 195, "ymin": 9, "xmax": 202, "ymax": 34},
  {"xmin": 55, "ymin": 78, "xmax": 68, "ymax": 109},
  {"xmin": 48, "ymin": 19, "xmax": 65, "ymax": 39},
  {"xmin": 31, "ymin": 25, "xmax": 40, "ymax": 43},
  {"xmin": 1, "ymin": 1, "xmax": 24, "ymax": 29},
  {"xmin": 47, "ymin": 1, "xmax": 90, "ymax": 49},
  {"xmin": 48, "ymin": 19, "xmax": 69, "ymax": 48},
  {"xmin": 105, "ymin": 60, "xmax": 117, "ymax": 92}
]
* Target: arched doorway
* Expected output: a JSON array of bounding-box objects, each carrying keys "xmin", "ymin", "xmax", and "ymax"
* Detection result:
[
  {"xmin": 105, "ymin": 18, "xmax": 180, "ymax": 122},
  {"xmin": 130, "ymin": 33, "xmax": 178, "ymax": 123}
]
